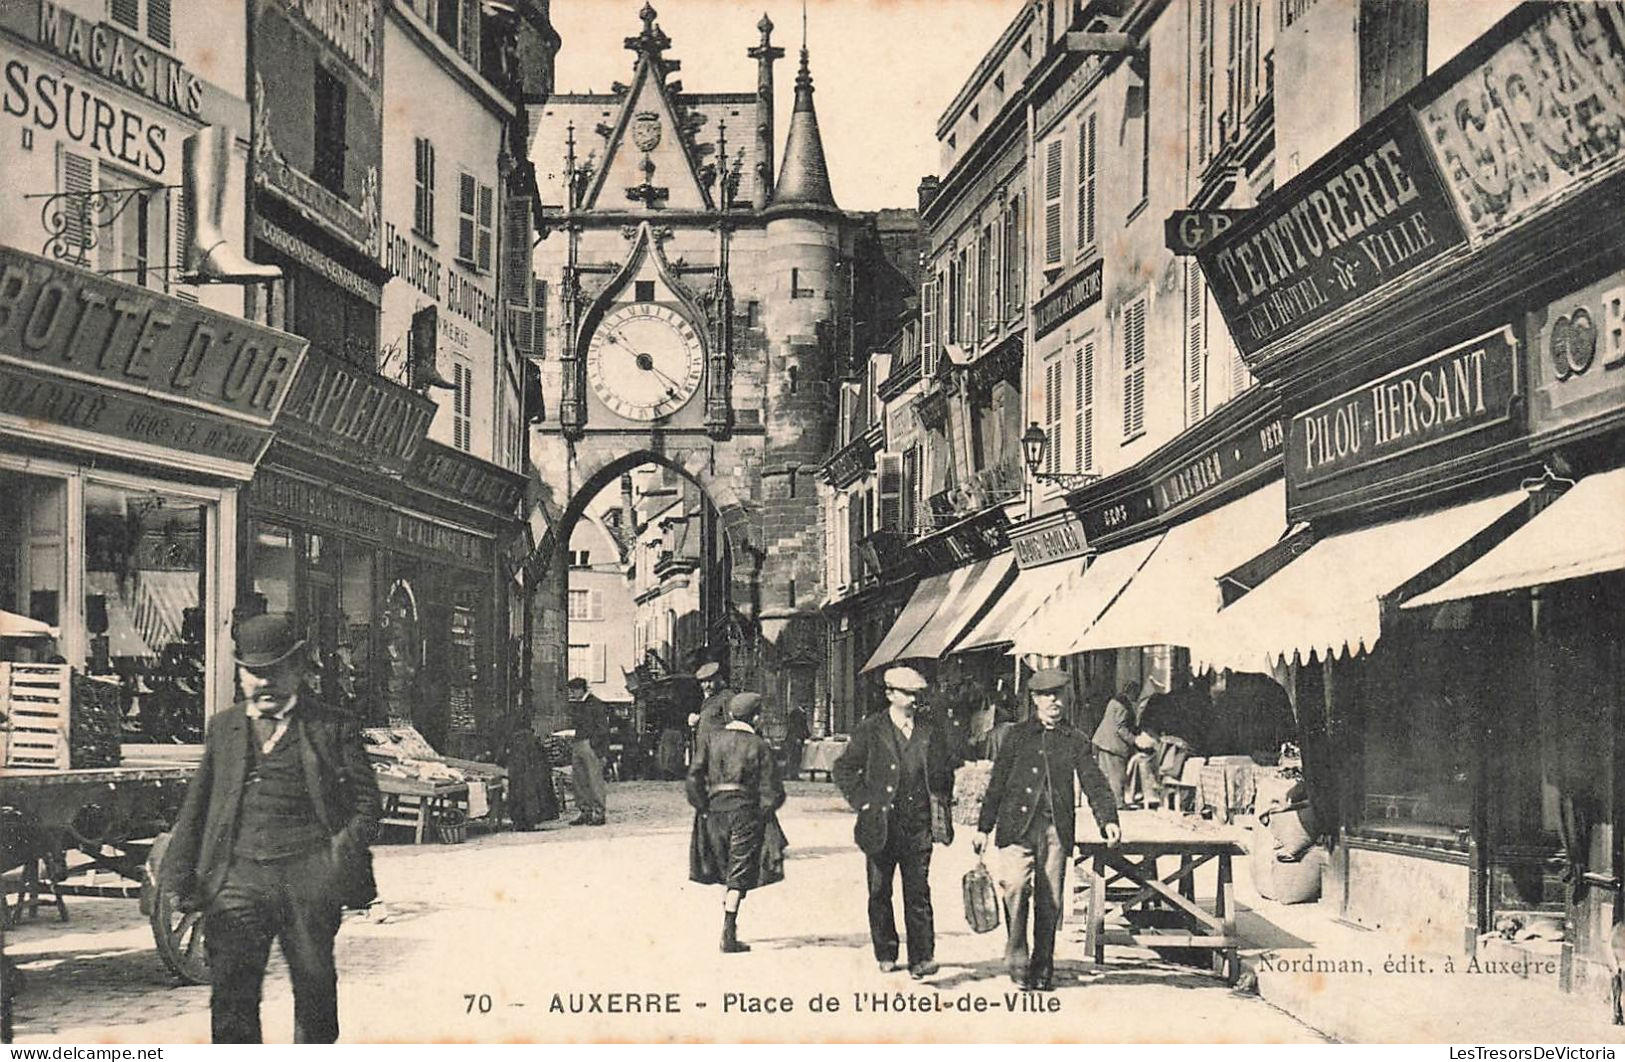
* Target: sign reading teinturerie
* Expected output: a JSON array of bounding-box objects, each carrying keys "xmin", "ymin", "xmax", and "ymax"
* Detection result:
[
  {"xmin": 1288, "ymin": 327, "xmax": 1519, "ymax": 489},
  {"xmin": 1196, "ymin": 113, "xmax": 1466, "ymax": 356},
  {"xmin": 1416, "ymin": 4, "xmax": 1625, "ymax": 240}
]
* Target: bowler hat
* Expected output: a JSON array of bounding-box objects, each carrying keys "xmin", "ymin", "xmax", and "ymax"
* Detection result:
[
  {"xmin": 727, "ymin": 691, "xmax": 763, "ymax": 720},
  {"xmin": 882, "ymin": 665, "xmax": 929, "ymax": 692},
  {"xmin": 566, "ymin": 676, "xmax": 589, "ymax": 692},
  {"xmin": 695, "ymin": 661, "xmax": 721, "ymax": 681},
  {"xmin": 1029, "ymin": 668, "xmax": 1069, "ymax": 693},
  {"xmin": 233, "ymin": 614, "xmax": 305, "ymax": 670}
]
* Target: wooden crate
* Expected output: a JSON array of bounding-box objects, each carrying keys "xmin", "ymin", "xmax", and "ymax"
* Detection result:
[{"xmin": 2, "ymin": 663, "xmax": 72, "ymax": 771}]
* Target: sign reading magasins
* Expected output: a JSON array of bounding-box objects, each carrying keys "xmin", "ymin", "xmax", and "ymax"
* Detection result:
[
  {"xmin": 0, "ymin": 246, "xmax": 306, "ymax": 423},
  {"xmin": 1289, "ymin": 327, "xmax": 1518, "ymax": 488},
  {"xmin": 1417, "ymin": 4, "xmax": 1625, "ymax": 239},
  {"xmin": 1197, "ymin": 114, "xmax": 1467, "ymax": 356}
]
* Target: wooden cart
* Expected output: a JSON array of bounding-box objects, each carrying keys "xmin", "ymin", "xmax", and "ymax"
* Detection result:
[
  {"xmin": 1074, "ymin": 814, "xmax": 1248, "ymax": 984},
  {"xmin": 1, "ymin": 761, "xmax": 208, "ymax": 985}
]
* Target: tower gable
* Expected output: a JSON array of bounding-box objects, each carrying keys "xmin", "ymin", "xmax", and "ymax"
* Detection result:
[{"xmin": 584, "ymin": 54, "xmax": 713, "ymax": 212}]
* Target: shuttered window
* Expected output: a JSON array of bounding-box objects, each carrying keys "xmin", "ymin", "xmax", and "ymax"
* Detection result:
[
  {"xmin": 1077, "ymin": 113, "xmax": 1097, "ymax": 252},
  {"xmin": 477, "ymin": 183, "xmax": 494, "ymax": 272},
  {"xmin": 1042, "ymin": 138, "xmax": 1064, "ymax": 266},
  {"xmin": 148, "ymin": 0, "xmax": 171, "ymax": 48},
  {"xmin": 1004, "ymin": 194, "xmax": 1023, "ymax": 321},
  {"xmin": 1186, "ymin": 258, "xmax": 1207, "ymax": 426},
  {"xmin": 414, "ymin": 138, "xmax": 436, "ymax": 238},
  {"xmin": 978, "ymin": 225, "xmax": 995, "ymax": 338},
  {"xmin": 1044, "ymin": 356, "xmax": 1063, "ymax": 475},
  {"xmin": 458, "ymin": 173, "xmax": 478, "ymax": 264},
  {"xmin": 58, "ymin": 148, "xmax": 95, "ymax": 267},
  {"xmin": 1122, "ymin": 298, "xmax": 1147, "ymax": 439},
  {"xmin": 877, "ymin": 452, "xmax": 903, "ymax": 532},
  {"xmin": 1194, "ymin": 0, "xmax": 1214, "ymax": 165},
  {"xmin": 453, "ymin": 361, "xmax": 473, "ymax": 452},
  {"xmin": 920, "ymin": 277, "xmax": 936, "ymax": 374},
  {"xmin": 511, "ymin": 279, "xmax": 546, "ymax": 358},
  {"xmin": 1074, "ymin": 336, "xmax": 1095, "ymax": 472}
]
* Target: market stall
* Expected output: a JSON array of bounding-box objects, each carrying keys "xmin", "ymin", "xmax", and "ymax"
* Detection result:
[{"xmin": 363, "ymin": 727, "xmax": 508, "ymax": 844}]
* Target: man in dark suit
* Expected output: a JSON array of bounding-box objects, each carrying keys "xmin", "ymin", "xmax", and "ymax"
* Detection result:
[
  {"xmin": 832, "ymin": 665, "xmax": 956, "ymax": 980},
  {"xmin": 567, "ymin": 677, "xmax": 610, "ymax": 825},
  {"xmin": 161, "ymin": 614, "xmax": 381, "ymax": 1043},
  {"xmin": 974, "ymin": 668, "xmax": 1120, "ymax": 991}
]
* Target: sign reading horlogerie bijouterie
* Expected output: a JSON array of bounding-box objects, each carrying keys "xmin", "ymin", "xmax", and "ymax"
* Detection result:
[
  {"xmin": 1288, "ymin": 326, "xmax": 1519, "ymax": 492},
  {"xmin": 1196, "ymin": 113, "xmax": 1467, "ymax": 357}
]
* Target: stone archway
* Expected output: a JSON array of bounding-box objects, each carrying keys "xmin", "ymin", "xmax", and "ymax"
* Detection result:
[{"xmin": 526, "ymin": 444, "xmax": 764, "ymax": 732}]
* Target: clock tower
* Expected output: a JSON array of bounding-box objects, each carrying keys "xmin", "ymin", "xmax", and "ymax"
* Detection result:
[{"xmin": 520, "ymin": 5, "xmax": 856, "ymax": 734}]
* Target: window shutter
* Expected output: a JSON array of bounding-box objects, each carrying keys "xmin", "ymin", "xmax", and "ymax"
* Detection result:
[
  {"xmin": 458, "ymin": 173, "xmax": 476, "ymax": 262},
  {"xmin": 1043, "ymin": 139, "xmax": 1063, "ymax": 266},
  {"xmin": 1186, "ymin": 258, "xmax": 1206, "ymax": 425},
  {"xmin": 1077, "ymin": 114, "xmax": 1096, "ymax": 251},
  {"xmin": 460, "ymin": 0, "xmax": 481, "ymax": 63},
  {"xmin": 594, "ymin": 643, "xmax": 607, "ymax": 683},
  {"xmin": 1231, "ymin": 346, "xmax": 1251, "ymax": 397},
  {"xmin": 148, "ymin": 0, "xmax": 172, "ymax": 48},
  {"xmin": 877, "ymin": 452, "xmax": 903, "ymax": 532},
  {"xmin": 111, "ymin": 0, "xmax": 140, "ymax": 31},
  {"xmin": 591, "ymin": 589, "xmax": 604, "ymax": 621},
  {"xmin": 1226, "ymin": 0, "xmax": 1240, "ymax": 145},
  {"xmin": 1076, "ymin": 337, "xmax": 1095, "ymax": 472},
  {"xmin": 1195, "ymin": 0, "xmax": 1212, "ymax": 164},
  {"xmin": 477, "ymin": 183, "xmax": 494, "ymax": 271},
  {"xmin": 1123, "ymin": 299, "xmax": 1147, "ymax": 437},
  {"xmin": 59, "ymin": 149, "xmax": 95, "ymax": 267},
  {"xmin": 920, "ymin": 277, "xmax": 935, "ymax": 373},
  {"xmin": 1045, "ymin": 358, "xmax": 1063, "ymax": 474}
]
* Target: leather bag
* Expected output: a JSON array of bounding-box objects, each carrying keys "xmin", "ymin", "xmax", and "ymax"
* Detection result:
[{"xmin": 962, "ymin": 854, "xmax": 1000, "ymax": 934}]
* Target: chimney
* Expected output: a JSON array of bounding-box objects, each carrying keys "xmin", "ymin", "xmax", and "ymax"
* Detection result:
[{"xmin": 917, "ymin": 176, "xmax": 941, "ymax": 214}]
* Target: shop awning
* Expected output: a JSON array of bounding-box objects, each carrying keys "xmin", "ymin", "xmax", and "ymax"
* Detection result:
[
  {"xmin": 860, "ymin": 569, "xmax": 957, "ymax": 673},
  {"xmin": 956, "ymin": 558, "xmax": 1080, "ymax": 653},
  {"xmin": 896, "ymin": 554, "xmax": 1016, "ymax": 660},
  {"xmin": 1072, "ymin": 479, "xmax": 1289, "ymax": 655},
  {"xmin": 1404, "ymin": 467, "xmax": 1625, "ymax": 608},
  {"xmin": 1194, "ymin": 490, "xmax": 1527, "ymax": 673},
  {"xmin": 1010, "ymin": 535, "xmax": 1162, "ymax": 658}
]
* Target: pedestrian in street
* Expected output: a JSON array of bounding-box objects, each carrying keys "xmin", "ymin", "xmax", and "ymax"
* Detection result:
[
  {"xmin": 567, "ymin": 677, "xmax": 609, "ymax": 826},
  {"xmin": 1091, "ymin": 678, "xmax": 1140, "ymax": 808},
  {"xmin": 832, "ymin": 665, "xmax": 956, "ymax": 980},
  {"xmin": 782, "ymin": 705, "xmax": 810, "ymax": 780},
  {"xmin": 160, "ymin": 614, "xmax": 381, "ymax": 1043},
  {"xmin": 686, "ymin": 692, "xmax": 788, "ymax": 953},
  {"xmin": 688, "ymin": 661, "xmax": 734, "ymax": 753},
  {"xmin": 974, "ymin": 668, "xmax": 1121, "ymax": 991}
]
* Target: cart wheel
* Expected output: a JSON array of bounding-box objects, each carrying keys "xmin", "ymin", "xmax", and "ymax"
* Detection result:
[{"xmin": 151, "ymin": 885, "xmax": 209, "ymax": 985}]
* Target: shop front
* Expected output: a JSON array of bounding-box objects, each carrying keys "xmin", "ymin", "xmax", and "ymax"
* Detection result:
[
  {"xmin": 1193, "ymin": 2, "xmax": 1625, "ymax": 992},
  {"xmin": 243, "ymin": 347, "xmax": 524, "ymax": 760},
  {"xmin": 0, "ymin": 247, "xmax": 307, "ymax": 749}
]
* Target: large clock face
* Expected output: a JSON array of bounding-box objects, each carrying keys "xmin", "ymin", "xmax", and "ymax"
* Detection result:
[{"xmin": 585, "ymin": 303, "xmax": 705, "ymax": 421}]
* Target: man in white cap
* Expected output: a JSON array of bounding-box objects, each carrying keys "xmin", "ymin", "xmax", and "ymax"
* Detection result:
[
  {"xmin": 832, "ymin": 664, "xmax": 956, "ymax": 980},
  {"xmin": 975, "ymin": 668, "xmax": 1120, "ymax": 991}
]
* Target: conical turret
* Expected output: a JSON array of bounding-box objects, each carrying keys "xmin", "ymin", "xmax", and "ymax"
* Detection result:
[{"xmin": 770, "ymin": 46, "xmax": 836, "ymax": 212}]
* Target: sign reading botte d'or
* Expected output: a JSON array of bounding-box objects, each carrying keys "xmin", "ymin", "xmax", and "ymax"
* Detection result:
[
  {"xmin": 1288, "ymin": 326, "xmax": 1518, "ymax": 489},
  {"xmin": 1196, "ymin": 114, "xmax": 1467, "ymax": 357},
  {"xmin": 0, "ymin": 247, "xmax": 307, "ymax": 451}
]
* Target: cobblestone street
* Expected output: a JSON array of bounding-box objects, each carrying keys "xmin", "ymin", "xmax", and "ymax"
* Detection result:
[{"xmin": 8, "ymin": 782, "xmax": 1324, "ymax": 1043}]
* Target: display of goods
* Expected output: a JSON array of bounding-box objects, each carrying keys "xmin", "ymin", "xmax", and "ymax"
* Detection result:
[
  {"xmin": 70, "ymin": 672, "xmax": 124, "ymax": 768},
  {"xmin": 953, "ymin": 761, "xmax": 992, "ymax": 826},
  {"xmin": 362, "ymin": 726, "xmax": 443, "ymax": 761},
  {"xmin": 541, "ymin": 735, "xmax": 573, "ymax": 767}
]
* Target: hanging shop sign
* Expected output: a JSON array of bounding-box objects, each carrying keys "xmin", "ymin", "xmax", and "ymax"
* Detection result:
[
  {"xmin": 1288, "ymin": 326, "xmax": 1519, "ymax": 492},
  {"xmin": 410, "ymin": 440, "xmax": 526, "ymax": 517},
  {"xmin": 912, "ymin": 506, "xmax": 1009, "ymax": 575},
  {"xmin": 274, "ymin": 345, "xmax": 435, "ymax": 473},
  {"xmin": 1009, "ymin": 510, "xmax": 1087, "ymax": 569},
  {"xmin": 250, "ymin": 0, "xmax": 383, "ymax": 259},
  {"xmin": 1416, "ymin": 4, "xmax": 1625, "ymax": 241},
  {"xmin": 1164, "ymin": 210, "xmax": 1251, "ymax": 256},
  {"xmin": 1033, "ymin": 259, "xmax": 1103, "ymax": 340},
  {"xmin": 1197, "ymin": 112, "xmax": 1467, "ymax": 357},
  {"xmin": 0, "ymin": 246, "xmax": 307, "ymax": 422},
  {"xmin": 1526, "ymin": 269, "xmax": 1625, "ymax": 441},
  {"xmin": 248, "ymin": 468, "xmax": 489, "ymax": 569}
]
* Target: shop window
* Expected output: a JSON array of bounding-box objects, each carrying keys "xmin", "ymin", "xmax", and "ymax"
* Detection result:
[
  {"xmin": 84, "ymin": 482, "xmax": 207, "ymax": 744},
  {"xmin": 0, "ymin": 469, "xmax": 66, "ymax": 661},
  {"xmin": 447, "ymin": 583, "xmax": 482, "ymax": 737},
  {"xmin": 250, "ymin": 523, "xmax": 296, "ymax": 617}
]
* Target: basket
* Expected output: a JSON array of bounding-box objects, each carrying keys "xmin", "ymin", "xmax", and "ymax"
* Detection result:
[{"xmin": 435, "ymin": 808, "xmax": 468, "ymax": 844}]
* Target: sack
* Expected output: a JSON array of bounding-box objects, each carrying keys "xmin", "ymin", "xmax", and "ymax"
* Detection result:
[{"xmin": 962, "ymin": 856, "xmax": 1000, "ymax": 934}]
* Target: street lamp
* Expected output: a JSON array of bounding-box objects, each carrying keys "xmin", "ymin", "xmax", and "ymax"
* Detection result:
[{"xmin": 1022, "ymin": 422, "xmax": 1099, "ymax": 492}]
